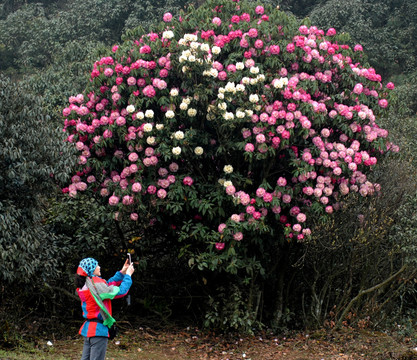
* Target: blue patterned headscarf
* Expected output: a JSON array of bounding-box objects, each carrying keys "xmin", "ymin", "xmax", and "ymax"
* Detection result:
[{"xmin": 77, "ymin": 258, "xmax": 98, "ymax": 277}]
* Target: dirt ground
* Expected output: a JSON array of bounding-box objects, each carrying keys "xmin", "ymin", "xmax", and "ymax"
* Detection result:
[{"xmin": 3, "ymin": 326, "xmax": 417, "ymax": 360}]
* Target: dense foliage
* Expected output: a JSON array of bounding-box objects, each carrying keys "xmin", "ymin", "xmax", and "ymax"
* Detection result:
[{"xmin": 0, "ymin": 75, "xmax": 74, "ymax": 282}]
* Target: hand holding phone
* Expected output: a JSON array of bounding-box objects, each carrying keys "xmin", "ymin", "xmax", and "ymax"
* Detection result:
[{"xmin": 126, "ymin": 262, "xmax": 135, "ymax": 276}]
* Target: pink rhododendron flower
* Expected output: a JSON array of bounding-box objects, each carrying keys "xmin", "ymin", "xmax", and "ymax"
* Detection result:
[
  {"xmin": 143, "ymin": 85, "xmax": 156, "ymax": 98},
  {"xmin": 246, "ymin": 205, "xmax": 255, "ymax": 214},
  {"xmin": 147, "ymin": 185, "xmax": 157, "ymax": 194},
  {"xmin": 247, "ymin": 28, "xmax": 258, "ymax": 38},
  {"xmin": 277, "ymin": 177, "xmax": 287, "ymax": 187},
  {"xmin": 163, "ymin": 12, "xmax": 173, "ymax": 22},
  {"xmin": 292, "ymin": 223, "xmax": 302, "ymax": 232},
  {"xmin": 218, "ymin": 223, "xmax": 227, "ymax": 233},
  {"xmin": 226, "ymin": 185, "xmax": 236, "ymax": 195},
  {"xmin": 122, "ymin": 195, "xmax": 134, "ymax": 205},
  {"xmin": 109, "ymin": 195, "xmax": 120, "ymax": 206},
  {"xmin": 255, "ymin": 5, "xmax": 264, "ymax": 14},
  {"xmin": 233, "ymin": 232, "xmax": 243, "ymax": 241},
  {"xmin": 183, "ymin": 176, "xmax": 194, "ymax": 186},
  {"xmin": 353, "ymin": 83, "xmax": 363, "ymax": 94},
  {"xmin": 253, "ymin": 211, "xmax": 261, "ymax": 220},
  {"xmin": 378, "ymin": 99, "xmax": 388, "ymax": 108},
  {"xmin": 169, "ymin": 162, "xmax": 179, "ymax": 172},
  {"xmin": 256, "ymin": 134, "xmax": 266, "ymax": 143},
  {"xmin": 326, "ymin": 28, "xmax": 336, "ymax": 36},
  {"xmin": 157, "ymin": 189, "xmax": 167, "ymax": 199},
  {"xmin": 296, "ymin": 213, "xmax": 306, "ymax": 223},
  {"xmin": 212, "ymin": 17, "xmax": 222, "ymax": 26},
  {"xmin": 263, "ymin": 193, "xmax": 273, "ymax": 202},
  {"xmin": 256, "ymin": 188, "xmax": 266, "ymax": 197},
  {"xmin": 231, "ymin": 214, "xmax": 240, "ymax": 222},
  {"xmin": 215, "ymin": 242, "xmax": 225, "ymax": 250}
]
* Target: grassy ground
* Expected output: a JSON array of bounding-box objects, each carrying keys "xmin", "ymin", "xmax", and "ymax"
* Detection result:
[{"xmin": 1, "ymin": 327, "xmax": 417, "ymax": 360}]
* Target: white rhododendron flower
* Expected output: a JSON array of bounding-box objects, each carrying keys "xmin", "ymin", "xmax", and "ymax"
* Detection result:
[
  {"xmin": 194, "ymin": 146, "xmax": 204, "ymax": 155},
  {"xmin": 145, "ymin": 109, "xmax": 154, "ymax": 118},
  {"xmin": 126, "ymin": 105, "xmax": 135, "ymax": 113},
  {"xmin": 172, "ymin": 146, "xmax": 181, "ymax": 155},
  {"xmin": 162, "ymin": 30, "xmax": 174, "ymax": 39},
  {"xmin": 143, "ymin": 123, "xmax": 153, "ymax": 132},
  {"xmin": 212, "ymin": 46, "xmax": 221, "ymax": 54},
  {"xmin": 174, "ymin": 131, "xmax": 185, "ymax": 140},
  {"xmin": 187, "ymin": 108, "xmax": 197, "ymax": 117},
  {"xmin": 165, "ymin": 110, "xmax": 175, "ymax": 118},
  {"xmin": 249, "ymin": 94, "xmax": 259, "ymax": 103},
  {"xmin": 236, "ymin": 110, "xmax": 245, "ymax": 119},
  {"xmin": 146, "ymin": 136, "xmax": 155, "ymax": 145},
  {"xmin": 218, "ymin": 102, "xmax": 227, "ymax": 110},
  {"xmin": 184, "ymin": 33, "xmax": 197, "ymax": 41},
  {"xmin": 224, "ymin": 165, "xmax": 234, "ymax": 174},
  {"xmin": 225, "ymin": 82, "xmax": 236, "ymax": 93},
  {"xmin": 200, "ymin": 43, "xmax": 210, "ymax": 52},
  {"xmin": 136, "ymin": 111, "xmax": 144, "ymax": 120},
  {"xmin": 190, "ymin": 41, "xmax": 199, "ymax": 49},
  {"xmin": 210, "ymin": 68, "xmax": 218, "ymax": 77},
  {"xmin": 223, "ymin": 112, "xmax": 234, "ymax": 120}
]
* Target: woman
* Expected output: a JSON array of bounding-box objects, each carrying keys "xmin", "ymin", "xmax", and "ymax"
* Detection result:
[{"xmin": 75, "ymin": 257, "xmax": 134, "ymax": 360}]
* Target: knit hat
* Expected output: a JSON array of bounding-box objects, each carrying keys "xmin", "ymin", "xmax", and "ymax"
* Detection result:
[{"xmin": 77, "ymin": 258, "xmax": 98, "ymax": 277}]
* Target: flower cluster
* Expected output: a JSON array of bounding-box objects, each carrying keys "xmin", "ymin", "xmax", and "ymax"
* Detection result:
[{"xmin": 62, "ymin": 0, "xmax": 397, "ymax": 250}]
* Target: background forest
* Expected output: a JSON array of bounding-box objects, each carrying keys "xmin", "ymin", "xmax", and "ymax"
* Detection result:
[{"xmin": 1, "ymin": 0, "xmax": 417, "ymax": 340}]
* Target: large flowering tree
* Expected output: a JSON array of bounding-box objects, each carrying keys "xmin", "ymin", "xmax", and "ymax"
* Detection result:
[{"xmin": 62, "ymin": 0, "xmax": 397, "ymax": 287}]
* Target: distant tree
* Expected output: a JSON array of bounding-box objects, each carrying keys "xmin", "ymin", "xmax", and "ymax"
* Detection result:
[
  {"xmin": 309, "ymin": 0, "xmax": 417, "ymax": 80},
  {"xmin": 0, "ymin": 75, "xmax": 74, "ymax": 283},
  {"xmin": 0, "ymin": 0, "xmax": 191, "ymax": 72},
  {"xmin": 278, "ymin": 0, "xmax": 325, "ymax": 18}
]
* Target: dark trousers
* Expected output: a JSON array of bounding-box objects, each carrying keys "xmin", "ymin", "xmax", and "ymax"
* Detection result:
[{"xmin": 81, "ymin": 336, "xmax": 108, "ymax": 360}]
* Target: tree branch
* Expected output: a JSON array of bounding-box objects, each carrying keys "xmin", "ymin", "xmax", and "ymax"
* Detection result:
[{"xmin": 335, "ymin": 264, "xmax": 408, "ymax": 329}]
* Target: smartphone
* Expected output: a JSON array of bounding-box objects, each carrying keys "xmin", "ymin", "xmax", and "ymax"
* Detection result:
[{"xmin": 127, "ymin": 253, "xmax": 132, "ymax": 265}]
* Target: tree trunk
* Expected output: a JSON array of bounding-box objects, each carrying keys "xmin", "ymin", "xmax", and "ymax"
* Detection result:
[{"xmin": 271, "ymin": 242, "xmax": 290, "ymax": 329}]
